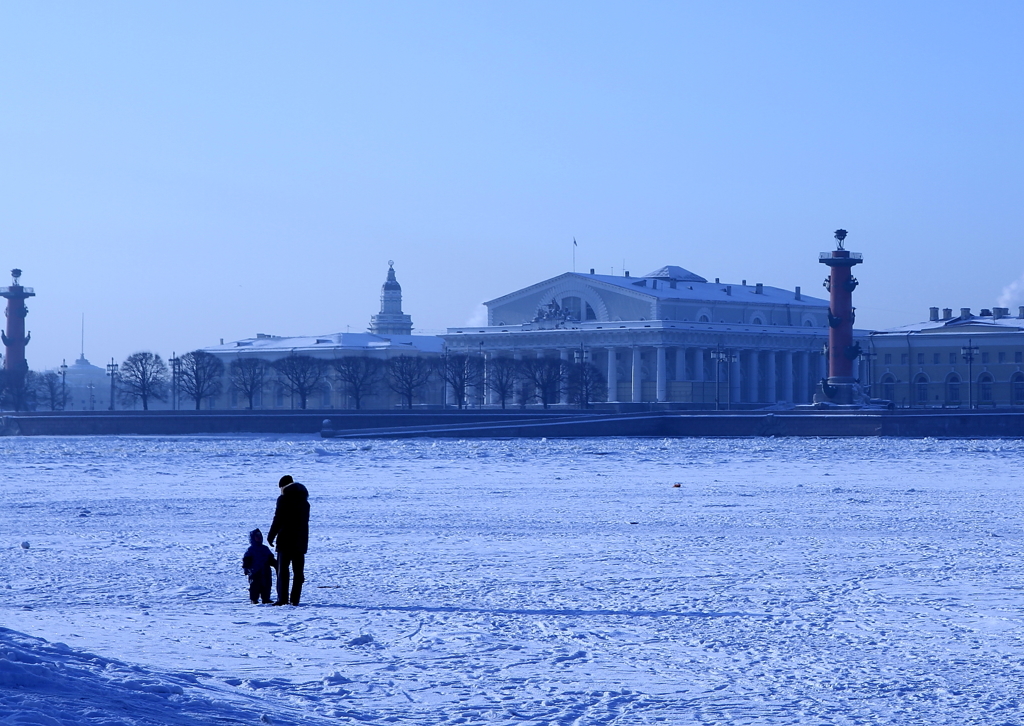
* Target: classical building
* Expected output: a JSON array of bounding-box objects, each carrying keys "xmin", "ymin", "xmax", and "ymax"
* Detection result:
[
  {"xmin": 443, "ymin": 265, "xmax": 867, "ymax": 407},
  {"xmin": 202, "ymin": 264, "xmax": 443, "ymax": 409},
  {"xmin": 869, "ymin": 305, "xmax": 1024, "ymax": 408}
]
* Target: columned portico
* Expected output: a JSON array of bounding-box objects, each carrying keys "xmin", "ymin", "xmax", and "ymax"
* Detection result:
[{"xmin": 746, "ymin": 349, "xmax": 760, "ymax": 403}]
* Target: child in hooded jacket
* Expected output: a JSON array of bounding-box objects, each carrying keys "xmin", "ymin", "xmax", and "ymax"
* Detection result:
[{"xmin": 242, "ymin": 528, "xmax": 277, "ymax": 604}]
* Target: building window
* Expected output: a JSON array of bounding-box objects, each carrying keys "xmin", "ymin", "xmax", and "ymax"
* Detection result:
[
  {"xmin": 1016, "ymin": 352, "xmax": 1023, "ymax": 364},
  {"xmin": 1013, "ymin": 374, "xmax": 1024, "ymax": 405},
  {"xmin": 884, "ymin": 353, "xmax": 892, "ymax": 365},
  {"xmin": 917, "ymin": 353, "xmax": 924, "ymax": 364},
  {"xmin": 979, "ymin": 374, "xmax": 994, "ymax": 403},
  {"xmin": 946, "ymin": 374, "xmax": 961, "ymax": 406},
  {"xmin": 949, "ymin": 352, "xmax": 956, "ymax": 365},
  {"xmin": 982, "ymin": 352, "xmax": 990, "ymax": 364},
  {"xmin": 882, "ymin": 375, "xmax": 896, "ymax": 402},
  {"xmin": 585, "ymin": 303, "xmax": 597, "ymax": 321},
  {"xmin": 275, "ymin": 385, "xmax": 285, "ymax": 408},
  {"xmin": 998, "ymin": 352, "xmax": 1006, "ymax": 364},
  {"xmin": 933, "ymin": 353, "xmax": 940, "ymax": 364},
  {"xmin": 914, "ymin": 375, "xmax": 929, "ymax": 406},
  {"xmin": 901, "ymin": 353, "xmax": 909, "ymax": 365},
  {"xmin": 561, "ymin": 296, "xmax": 582, "ymax": 320},
  {"xmin": 230, "ymin": 389, "xmax": 239, "ymax": 408},
  {"xmin": 699, "ymin": 315, "xmax": 710, "ymax": 323}
]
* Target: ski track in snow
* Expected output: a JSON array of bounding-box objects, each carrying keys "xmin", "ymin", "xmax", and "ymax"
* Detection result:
[{"xmin": 1, "ymin": 435, "xmax": 1024, "ymax": 725}]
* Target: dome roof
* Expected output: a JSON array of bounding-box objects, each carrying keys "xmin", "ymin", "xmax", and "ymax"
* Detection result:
[
  {"xmin": 642, "ymin": 265, "xmax": 707, "ymax": 283},
  {"xmin": 383, "ymin": 264, "xmax": 401, "ymax": 291}
]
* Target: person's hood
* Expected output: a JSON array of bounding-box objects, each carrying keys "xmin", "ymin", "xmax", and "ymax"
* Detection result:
[
  {"xmin": 281, "ymin": 482, "xmax": 309, "ymax": 500},
  {"xmin": 249, "ymin": 528, "xmax": 264, "ymax": 546}
]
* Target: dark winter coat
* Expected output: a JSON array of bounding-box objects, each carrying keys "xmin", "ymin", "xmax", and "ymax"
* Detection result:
[
  {"xmin": 242, "ymin": 528, "xmax": 277, "ymax": 580},
  {"xmin": 267, "ymin": 482, "xmax": 310, "ymax": 555}
]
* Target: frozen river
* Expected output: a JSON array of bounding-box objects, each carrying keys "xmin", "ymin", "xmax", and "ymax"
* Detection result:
[{"xmin": 2, "ymin": 435, "xmax": 1024, "ymax": 725}]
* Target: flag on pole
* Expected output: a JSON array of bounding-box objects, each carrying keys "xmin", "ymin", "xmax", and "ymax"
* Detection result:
[{"xmin": 573, "ymin": 237, "xmax": 577, "ymax": 246}]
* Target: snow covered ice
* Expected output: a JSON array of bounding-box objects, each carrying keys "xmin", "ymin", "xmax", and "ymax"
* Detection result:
[{"xmin": 2, "ymin": 435, "xmax": 1024, "ymax": 725}]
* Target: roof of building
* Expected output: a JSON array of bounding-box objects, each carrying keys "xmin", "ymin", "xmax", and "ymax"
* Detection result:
[
  {"xmin": 642, "ymin": 265, "xmax": 707, "ymax": 283},
  {"xmin": 204, "ymin": 331, "xmax": 443, "ymax": 356},
  {"xmin": 486, "ymin": 270, "xmax": 827, "ymax": 307},
  {"xmin": 873, "ymin": 313, "xmax": 1024, "ymax": 335}
]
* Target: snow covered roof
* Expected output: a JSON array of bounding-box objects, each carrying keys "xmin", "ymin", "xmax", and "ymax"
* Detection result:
[
  {"xmin": 873, "ymin": 314, "xmax": 1024, "ymax": 336},
  {"xmin": 642, "ymin": 265, "xmax": 707, "ymax": 283},
  {"xmin": 485, "ymin": 270, "xmax": 827, "ymax": 307},
  {"xmin": 203, "ymin": 331, "xmax": 444, "ymax": 355}
]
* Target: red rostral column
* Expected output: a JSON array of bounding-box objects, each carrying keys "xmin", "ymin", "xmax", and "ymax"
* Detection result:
[
  {"xmin": 816, "ymin": 230, "xmax": 862, "ymax": 404},
  {"xmin": 0, "ymin": 268, "xmax": 35, "ymax": 377}
]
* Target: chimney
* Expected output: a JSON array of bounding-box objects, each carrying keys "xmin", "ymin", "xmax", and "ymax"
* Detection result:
[
  {"xmin": 625, "ymin": 271, "xmax": 630, "ymax": 277},
  {"xmin": 981, "ymin": 308, "xmax": 993, "ymax": 317},
  {"xmin": 589, "ymin": 268, "xmax": 595, "ymax": 274},
  {"xmin": 742, "ymin": 280, "xmax": 747, "ymax": 286},
  {"xmin": 1019, "ymin": 306, "xmax": 1024, "ymax": 319},
  {"xmin": 725, "ymin": 285, "xmax": 732, "ymax": 296},
  {"xmin": 715, "ymin": 277, "xmax": 720, "ymax": 283},
  {"xmin": 929, "ymin": 307, "xmax": 939, "ymax": 322},
  {"xmin": 755, "ymin": 283, "xmax": 763, "ymax": 294},
  {"xmin": 942, "ymin": 308, "xmax": 953, "ymax": 320},
  {"xmin": 795, "ymin": 286, "xmax": 801, "ymax": 300},
  {"xmin": 960, "ymin": 307, "xmax": 972, "ymax": 319},
  {"xmin": 994, "ymin": 307, "xmax": 1008, "ymax": 320}
]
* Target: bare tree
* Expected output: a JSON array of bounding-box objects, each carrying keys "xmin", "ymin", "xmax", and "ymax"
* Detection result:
[
  {"xmin": 387, "ymin": 355, "xmax": 433, "ymax": 409},
  {"xmin": 36, "ymin": 371, "xmax": 65, "ymax": 411},
  {"xmin": 435, "ymin": 353, "xmax": 483, "ymax": 409},
  {"xmin": 119, "ymin": 352, "xmax": 169, "ymax": 410},
  {"xmin": 273, "ymin": 354, "xmax": 329, "ymax": 409},
  {"xmin": 333, "ymin": 356, "xmax": 385, "ymax": 410},
  {"xmin": 517, "ymin": 357, "xmax": 565, "ymax": 409},
  {"xmin": 229, "ymin": 357, "xmax": 269, "ymax": 410},
  {"xmin": 486, "ymin": 355, "xmax": 518, "ymax": 409},
  {"xmin": 178, "ymin": 350, "xmax": 225, "ymax": 410},
  {"xmin": 565, "ymin": 361, "xmax": 607, "ymax": 408},
  {"xmin": 1, "ymin": 369, "xmax": 37, "ymax": 411}
]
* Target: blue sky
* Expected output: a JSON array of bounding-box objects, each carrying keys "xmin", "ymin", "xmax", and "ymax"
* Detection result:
[{"xmin": 2, "ymin": 2, "xmax": 1022, "ymax": 368}]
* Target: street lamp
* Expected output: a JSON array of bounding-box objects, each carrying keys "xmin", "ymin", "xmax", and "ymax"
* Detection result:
[
  {"xmin": 58, "ymin": 358, "xmax": 68, "ymax": 411},
  {"xmin": 106, "ymin": 358, "xmax": 118, "ymax": 411},
  {"xmin": 169, "ymin": 353, "xmax": 180, "ymax": 410},
  {"xmin": 712, "ymin": 348, "xmax": 736, "ymax": 411},
  {"xmin": 961, "ymin": 339, "xmax": 979, "ymax": 410}
]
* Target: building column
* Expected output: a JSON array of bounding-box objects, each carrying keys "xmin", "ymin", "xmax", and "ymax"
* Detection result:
[
  {"xmin": 747, "ymin": 350, "xmax": 760, "ymax": 403},
  {"xmin": 796, "ymin": 351, "xmax": 808, "ymax": 403},
  {"xmin": 513, "ymin": 351, "xmax": 523, "ymax": 405},
  {"xmin": 765, "ymin": 351, "xmax": 777, "ymax": 403},
  {"xmin": 632, "ymin": 346, "xmax": 643, "ymax": 403},
  {"xmin": 656, "ymin": 346, "xmax": 667, "ymax": 402},
  {"xmin": 606, "ymin": 347, "xmax": 618, "ymax": 402},
  {"xmin": 782, "ymin": 351, "xmax": 794, "ymax": 403},
  {"xmin": 729, "ymin": 354, "xmax": 741, "ymax": 407},
  {"xmin": 675, "ymin": 347, "xmax": 687, "ymax": 381}
]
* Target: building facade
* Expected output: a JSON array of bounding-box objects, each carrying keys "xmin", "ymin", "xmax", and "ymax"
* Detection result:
[
  {"xmin": 443, "ymin": 265, "xmax": 868, "ymax": 407},
  {"xmin": 869, "ymin": 306, "xmax": 1024, "ymax": 408}
]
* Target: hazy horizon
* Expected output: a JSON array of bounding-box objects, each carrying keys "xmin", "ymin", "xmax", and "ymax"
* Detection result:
[{"xmin": 2, "ymin": 2, "xmax": 1023, "ymax": 370}]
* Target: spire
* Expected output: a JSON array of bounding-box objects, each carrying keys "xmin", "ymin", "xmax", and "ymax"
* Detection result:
[{"xmin": 369, "ymin": 261, "xmax": 413, "ymax": 335}]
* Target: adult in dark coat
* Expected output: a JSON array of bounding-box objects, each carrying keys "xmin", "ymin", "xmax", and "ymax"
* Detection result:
[{"xmin": 267, "ymin": 474, "xmax": 310, "ymax": 606}]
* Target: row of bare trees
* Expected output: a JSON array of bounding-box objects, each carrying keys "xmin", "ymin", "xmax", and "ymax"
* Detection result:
[{"xmin": 4, "ymin": 349, "xmax": 608, "ymax": 412}]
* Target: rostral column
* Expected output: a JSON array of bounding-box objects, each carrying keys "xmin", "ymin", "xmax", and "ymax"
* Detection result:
[{"xmin": 813, "ymin": 230, "xmax": 864, "ymax": 406}]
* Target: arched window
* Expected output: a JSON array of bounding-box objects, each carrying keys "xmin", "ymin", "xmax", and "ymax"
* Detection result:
[
  {"xmin": 881, "ymin": 374, "xmax": 896, "ymax": 402},
  {"xmin": 945, "ymin": 373, "xmax": 961, "ymax": 407},
  {"xmin": 914, "ymin": 374, "xmax": 929, "ymax": 407},
  {"xmin": 320, "ymin": 382, "xmax": 333, "ymax": 408},
  {"xmin": 752, "ymin": 316, "xmax": 763, "ymax": 325},
  {"xmin": 699, "ymin": 315, "xmax": 710, "ymax": 323},
  {"xmin": 1013, "ymin": 373, "xmax": 1024, "ymax": 406},
  {"xmin": 804, "ymin": 320, "xmax": 813, "ymax": 327},
  {"xmin": 979, "ymin": 373, "xmax": 994, "ymax": 404},
  {"xmin": 561, "ymin": 296, "xmax": 582, "ymax": 320}
]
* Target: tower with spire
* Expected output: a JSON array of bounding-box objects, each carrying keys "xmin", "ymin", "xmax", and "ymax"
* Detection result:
[
  {"xmin": 1, "ymin": 268, "xmax": 35, "ymax": 377},
  {"xmin": 369, "ymin": 261, "xmax": 413, "ymax": 335}
]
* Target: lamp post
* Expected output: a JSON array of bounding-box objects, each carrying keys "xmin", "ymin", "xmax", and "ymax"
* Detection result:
[
  {"xmin": 712, "ymin": 348, "xmax": 736, "ymax": 411},
  {"xmin": 961, "ymin": 339, "xmax": 979, "ymax": 410},
  {"xmin": 106, "ymin": 358, "xmax": 118, "ymax": 411},
  {"xmin": 169, "ymin": 353, "xmax": 180, "ymax": 410},
  {"xmin": 58, "ymin": 359, "xmax": 68, "ymax": 410},
  {"xmin": 859, "ymin": 351, "xmax": 876, "ymax": 397}
]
